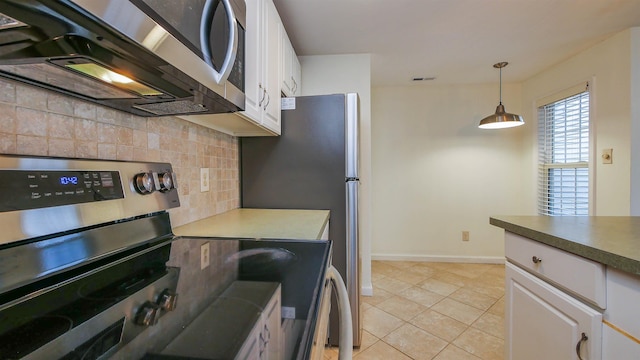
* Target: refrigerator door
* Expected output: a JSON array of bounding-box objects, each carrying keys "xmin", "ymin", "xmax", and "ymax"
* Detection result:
[
  {"xmin": 346, "ymin": 93, "xmax": 359, "ymax": 179},
  {"xmin": 346, "ymin": 179, "xmax": 361, "ymax": 347},
  {"xmin": 240, "ymin": 93, "xmax": 360, "ymax": 347}
]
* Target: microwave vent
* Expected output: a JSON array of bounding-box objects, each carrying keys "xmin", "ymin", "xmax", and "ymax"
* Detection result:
[{"xmin": 133, "ymin": 100, "xmax": 209, "ymax": 116}]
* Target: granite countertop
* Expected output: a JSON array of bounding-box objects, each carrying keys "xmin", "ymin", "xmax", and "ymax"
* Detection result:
[
  {"xmin": 490, "ymin": 216, "xmax": 640, "ymax": 275},
  {"xmin": 173, "ymin": 208, "xmax": 330, "ymax": 240}
]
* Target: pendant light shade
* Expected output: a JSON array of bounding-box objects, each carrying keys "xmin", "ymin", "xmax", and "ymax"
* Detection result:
[{"xmin": 478, "ymin": 62, "xmax": 524, "ymax": 129}]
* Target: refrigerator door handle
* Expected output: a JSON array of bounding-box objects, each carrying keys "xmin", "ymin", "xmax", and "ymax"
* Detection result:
[
  {"xmin": 345, "ymin": 93, "xmax": 359, "ymax": 178},
  {"xmin": 346, "ymin": 180, "xmax": 360, "ymax": 345}
]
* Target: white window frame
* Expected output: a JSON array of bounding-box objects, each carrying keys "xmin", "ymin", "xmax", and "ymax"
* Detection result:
[{"xmin": 537, "ymin": 82, "xmax": 592, "ymax": 216}]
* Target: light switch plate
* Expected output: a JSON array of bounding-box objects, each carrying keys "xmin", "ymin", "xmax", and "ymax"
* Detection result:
[
  {"xmin": 602, "ymin": 148, "xmax": 613, "ymax": 164},
  {"xmin": 200, "ymin": 168, "xmax": 209, "ymax": 192}
]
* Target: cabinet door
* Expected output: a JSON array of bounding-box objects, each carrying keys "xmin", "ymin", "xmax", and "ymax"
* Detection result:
[
  {"xmin": 260, "ymin": 0, "xmax": 282, "ymax": 133},
  {"xmin": 506, "ymin": 262, "xmax": 602, "ymax": 360},
  {"xmin": 280, "ymin": 28, "xmax": 294, "ymax": 97},
  {"xmin": 262, "ymin": 285, "xmax": 282, "ymax": 360},
  {"xmin": 291, "ymin": 53, "xmax": 301, "ymax": 95},
  {"xmin": 236, "ymin": 322, "xmax": 262, "ymax": 360},
  {"xmin": 242, "ymin": 0, "xmax": 263, "ymax": 122}
]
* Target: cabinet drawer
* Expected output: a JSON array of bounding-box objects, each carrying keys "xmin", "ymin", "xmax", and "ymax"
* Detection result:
[{"xmin": 505, "ymin": 232, "xmax": 606, "ymax": 308}]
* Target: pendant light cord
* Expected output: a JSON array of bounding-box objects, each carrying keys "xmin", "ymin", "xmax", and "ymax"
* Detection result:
[{"xmin": 499, "ymin": 66, "xmax": 503, "ymax": 105}]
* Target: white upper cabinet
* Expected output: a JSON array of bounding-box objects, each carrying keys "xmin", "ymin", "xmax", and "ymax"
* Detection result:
[
  {"xmin": 181, "ymin": 0, "xmax": 298, "ymax": 136},
  {"xmin": 240, "ymin": 0, "xmax": 282, "ymax": 134},
  {"xmin": 281, "ymin": 29, "xmax": 301, "ymax": 97}
]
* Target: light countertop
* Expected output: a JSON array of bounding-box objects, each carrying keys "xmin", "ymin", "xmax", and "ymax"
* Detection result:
[
  {"xmin": 490, "ymin": 216, "xmax": 640, "ymax": 275},
  {"xmin": 173, "ymin": 208, "xmax": 330, "ymax": 240}
]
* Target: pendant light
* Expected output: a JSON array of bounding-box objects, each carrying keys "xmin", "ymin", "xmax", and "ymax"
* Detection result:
[{"xmin": 478, "ymin": 62, "xmax": 524, "ymax": 129}]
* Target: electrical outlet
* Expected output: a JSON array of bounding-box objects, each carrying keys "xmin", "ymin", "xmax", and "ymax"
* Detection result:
[
  {"xmin": 462, "ymin": 231, "xmax": 470, "ymax": 241},
  {"xmin": 282, "ymin": 306, "xmax": 296, "ymax": 319},
  {"xmin": 200, "ymin": 168, "xmax": 209, "ymax": 192},
  {"xmin": 200, "ymin": 243, "xmax": 210, "ymax": 270}
]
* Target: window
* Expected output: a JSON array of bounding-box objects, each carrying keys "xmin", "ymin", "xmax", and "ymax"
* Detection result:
[{"xmin": 538, "ymin": 86, "xmax": 590, "ymax": 216}]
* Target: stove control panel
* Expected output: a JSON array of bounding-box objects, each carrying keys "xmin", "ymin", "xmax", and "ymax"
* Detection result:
[{"xmin": 0, "ymin": 170, "xmax": 125, "ymax": 212}]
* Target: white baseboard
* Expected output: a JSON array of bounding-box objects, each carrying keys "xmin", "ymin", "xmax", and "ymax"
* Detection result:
[
  {"xmin": 371, "ymin": 253, "xmax": 505, "ymax": 264},
  {"xmin": 361, "ymin": 284, "xmax": 373, "ymax": 297}
]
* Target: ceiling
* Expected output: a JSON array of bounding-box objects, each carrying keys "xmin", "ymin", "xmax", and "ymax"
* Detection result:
[{"xmin": 272, "ymin": 0, "xmax": 640, "ymax": 86}]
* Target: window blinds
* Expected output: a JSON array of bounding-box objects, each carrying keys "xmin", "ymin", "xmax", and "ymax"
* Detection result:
[{"xmin": 537, "ymin": 87, "xmax": 590, "ymax": 216}]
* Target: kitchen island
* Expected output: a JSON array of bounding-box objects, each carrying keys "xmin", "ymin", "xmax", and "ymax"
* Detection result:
[{"xmin": 491, "ymin": 216, "xmax": 640, "ymax": 360}]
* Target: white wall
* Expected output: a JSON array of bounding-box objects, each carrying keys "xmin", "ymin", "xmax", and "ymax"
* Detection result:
[
  {"xmin": 371, "ymin": 83, "xmax": 527, "ymax": 261},
  {"xmin": 522, "ymin": 28, "xmax": 635, "ymax": 215},
  {"xmin": 629, "ymin": 28, "xmax": 640, "ymax": 214},
  {"xmin": 299, "ymin": 54, "xmax": 374, "ymax": 295},
  {"xmin": 369, "ymin": 27, "xmax": 640, "ymax": 262}
]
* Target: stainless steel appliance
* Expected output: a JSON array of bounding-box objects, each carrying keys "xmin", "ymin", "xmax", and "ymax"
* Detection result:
[
  {"xmin": 240, "ymin": 93, "xmax": 362, "ymax": 347},
  {"xmin": 0, "ymin": 154, "xmax": 181, "ymax": 359},
  {"xmin": 0, "ymin": 0, "xmax": 245, "ymax": 116}
]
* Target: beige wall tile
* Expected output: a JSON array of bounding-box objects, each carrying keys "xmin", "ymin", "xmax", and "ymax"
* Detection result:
[
  {"xmin": 97, "ymin": 123, "xmax": 117, "ymax": 143},
  {"xmin": 75, "ymin": 118, "xmax": 97, "ymax": 141},
  {"xmin": 0, "ymin": 103, "xmax": 16, "ymax": 133},
  {"xmin": 116, "ymin": 127, "xmax": 133, "ymax": 145},
  {"xmin": 0, "ymin": 80, "xmax": 16, "ymax": 103},
  {"xmin": 49, "ymin": 114, "xmax": 75, "ymax": 139},
  {"xmin": 0, "ymin": 133, "xmax": 16, "ymax": 153},
  {"xmin": 97, "ymin": 143, "xmax": 117, "ymax": 160},
  {"xmin": 75, "ymin": 140, "xmax": 98, "ymax": 158},
  {"xmin": 16, "ymin": 107, "xmax": 47, "ymax": 136},
  {"xmin": 47, "ymin": 93, "xmax": 74, "ymax": 115},
  {"xmin": 48, "ymin": 138, "xmax": 75, "ymax": 157},
  {"xmin": 17, "ymin": 134, "xmax": 47, "ymax": 155}
]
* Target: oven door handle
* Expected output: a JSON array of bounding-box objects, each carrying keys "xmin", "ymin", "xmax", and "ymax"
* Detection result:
[
  {"xmin": 328, "ymin": 265, "xmax": 353, "ymax": 360},
  {"xmin": 200, "ymin": 0, "xmax": 238, "ymax": 85}
]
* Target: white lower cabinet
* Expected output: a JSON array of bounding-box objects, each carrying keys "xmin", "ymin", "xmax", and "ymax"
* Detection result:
[
  {"xmin": 506, "ymin": 262, "xmax": 602, "ymax": 360},
  {"xmin": 503, "ymin": 231, "xmax": 640, "ymax": 360},
  {"xmin": 228, "ymin": 282, "xmax": 282, "ymax": 360},
  {"xmin": 236, "ymin": 320, "xmax": 261, "ymax": 359},
  {"xmin": 505, "ymin": 232, "xmax": 603, "ymax": 360},
  {"xmin": 262, "ymin": 285, "xmax": 282, "ymax": 359},
  {"xmin": 602, "ymin": 268, "xmax": 640, "ymax": 359}
]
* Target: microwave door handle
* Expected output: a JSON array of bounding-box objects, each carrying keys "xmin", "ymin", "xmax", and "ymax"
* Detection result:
[{"xmin": 200, "ymin": 0, "xmax": 238, "ymax": 84}]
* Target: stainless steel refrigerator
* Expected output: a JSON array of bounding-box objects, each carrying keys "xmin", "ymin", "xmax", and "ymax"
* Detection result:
[{"xmin": 240, "ymin": 93, "xmax": 361, "ymax": 348}]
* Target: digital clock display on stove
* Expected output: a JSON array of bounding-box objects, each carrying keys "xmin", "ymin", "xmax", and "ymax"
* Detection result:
[{"xmin": 59, "ymin": 176, "xmax": 79, "ymax": 185}]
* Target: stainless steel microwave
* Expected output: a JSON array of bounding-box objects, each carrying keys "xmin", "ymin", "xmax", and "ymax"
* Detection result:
[{"xmin": 0, "ymin": 0, "xmax": 245, "ymax": 116}]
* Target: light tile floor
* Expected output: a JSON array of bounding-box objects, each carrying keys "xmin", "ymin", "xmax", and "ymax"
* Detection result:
[{"xmin": 324, "ymin": 260, "xmax": 505, "ymax": 360}]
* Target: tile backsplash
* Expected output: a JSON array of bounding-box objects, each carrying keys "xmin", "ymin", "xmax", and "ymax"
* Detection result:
[{"xmin": 0, "ymin": 78, "xmax": 240, "ymax": 226}]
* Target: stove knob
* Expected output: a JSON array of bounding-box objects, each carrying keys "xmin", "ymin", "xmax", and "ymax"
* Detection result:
[
  {"xmin": 158, "ymin": 172, "xmax": 174, "ymax": 192},
  {"xmin": 134, "ymin": 172, "xmax": 155, "ymax": 194},
  {"xmin": 135, "ymin": 301, "xmax": 160, "ymax": 326},
  {"xmin": 157, "ymin": 289, "xmax": 178, "ymax": 311}
]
